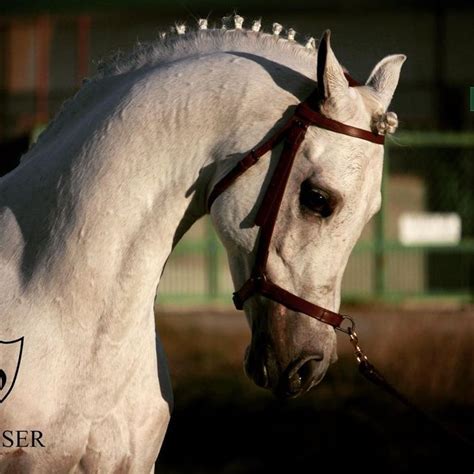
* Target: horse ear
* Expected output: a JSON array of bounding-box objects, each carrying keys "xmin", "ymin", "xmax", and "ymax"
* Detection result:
[
  {"xmin": 316, "ymin": 30, "xmax": 349, "ymax": 103},
  {"xmin": 366, "ymin": 54, "xmax": 407, "ymax": 110}
]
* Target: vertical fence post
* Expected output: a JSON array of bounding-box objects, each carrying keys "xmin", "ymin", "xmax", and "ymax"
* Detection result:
[
  {"xmin": 206, "ymin": 218, "xmax": 219, "ymax": 300},
  {"xmin": 375, "ymin": 145, "xmax": 389, "ymax": 298}
]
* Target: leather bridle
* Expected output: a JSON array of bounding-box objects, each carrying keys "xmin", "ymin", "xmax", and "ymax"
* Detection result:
[{"xmin": 207, "ymin": 76, "xmax": 385, "ymax": 333}]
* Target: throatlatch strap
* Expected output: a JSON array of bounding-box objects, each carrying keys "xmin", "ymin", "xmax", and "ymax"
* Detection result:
[
  {"xmin": 252, "ymin": 120, "xmax": 308, "ymax": 272},
  {"xmin": 207, "ymin": 119, "xmax": 294, "ymax": 211}
]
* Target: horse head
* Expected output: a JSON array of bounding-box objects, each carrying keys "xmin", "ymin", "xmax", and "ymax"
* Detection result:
[{"xmin": 210, "ymin": 31, "xmax": 405, "ymax": 398}]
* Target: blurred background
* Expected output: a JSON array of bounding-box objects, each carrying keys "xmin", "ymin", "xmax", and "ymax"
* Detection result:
[{"xmin": 1, "ymin": 0, "xmax": 473, "ymax": 472}]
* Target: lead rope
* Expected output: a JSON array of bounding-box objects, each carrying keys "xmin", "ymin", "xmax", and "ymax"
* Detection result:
[{"xmin": 338, "ymin": 316, "xmax": 474, "ymax": 453}]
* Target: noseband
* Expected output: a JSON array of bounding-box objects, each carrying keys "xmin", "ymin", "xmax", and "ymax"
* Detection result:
[{"xmin": 207, "ymin": 77, "xmax": 385, "ymax": 332}]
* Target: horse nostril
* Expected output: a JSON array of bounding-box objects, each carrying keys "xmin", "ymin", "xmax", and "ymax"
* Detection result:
[
  {"xmin": 286, "ymin": 356, "xmax": 324, "ymax": 396},
  {"xmin": 299, "ymin": 359, "xmax": 319, "ymax": 385},
  {"xmin": 287, "ymin": 372, "xmax": 303, "ymax": 394},
  {"xmin": 251, "ymin": 362, "xmax": 269, "ymax": 388},
  {"xmin": 261, "ymin": 363, "xmax": 269, "ymax": 388}
]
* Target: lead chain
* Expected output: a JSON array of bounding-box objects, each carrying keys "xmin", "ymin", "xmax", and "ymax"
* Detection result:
[{"xmin": 348, "ymin": 329, "xmax": 368, "ymax": 364}]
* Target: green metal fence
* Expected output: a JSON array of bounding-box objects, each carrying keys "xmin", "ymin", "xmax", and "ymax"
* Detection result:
[{"xmin": 157, "ymin": 131, "xmax": 474, "ymax": 306}]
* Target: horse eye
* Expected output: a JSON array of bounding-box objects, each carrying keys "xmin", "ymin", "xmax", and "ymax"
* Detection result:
[{"xmin": 300, "ymin": 181, "xmax": 333, "ymax": 218}]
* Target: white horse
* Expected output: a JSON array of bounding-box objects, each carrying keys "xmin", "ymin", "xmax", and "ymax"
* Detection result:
[{"xmin": 0, "ymin": 19, "xmax": 405, "ymax": 472}]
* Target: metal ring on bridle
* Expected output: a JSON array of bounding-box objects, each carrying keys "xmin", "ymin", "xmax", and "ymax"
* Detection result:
[{"xmin": 335, "ymin": 314, "xmax": 355, "ymax": 335}]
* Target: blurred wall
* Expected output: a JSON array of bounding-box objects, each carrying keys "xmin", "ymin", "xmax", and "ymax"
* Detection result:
[{"xmin": 1, "ymin": 1, "xmax": 473, "ymax": 140}]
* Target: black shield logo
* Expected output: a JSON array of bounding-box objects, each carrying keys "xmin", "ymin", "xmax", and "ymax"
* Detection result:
[{"xmin": 0, "ymin": 337, "xmax": 24, "ymax": 403}]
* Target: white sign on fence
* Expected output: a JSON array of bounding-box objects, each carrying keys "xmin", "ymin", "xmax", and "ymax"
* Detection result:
[{"xmin": 398, "ymin": 212, "xmax": 462, "ymax": 245}]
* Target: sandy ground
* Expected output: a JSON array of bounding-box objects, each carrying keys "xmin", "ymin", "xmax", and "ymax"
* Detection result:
[{"xmin": 155, "ymin": 305, "xmax": 473, "ymax": 473}]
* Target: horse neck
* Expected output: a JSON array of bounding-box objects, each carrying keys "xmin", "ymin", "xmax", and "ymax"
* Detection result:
[{"xmin": 0, "ymin": 52, "xmax": 311, "ymax": 321}]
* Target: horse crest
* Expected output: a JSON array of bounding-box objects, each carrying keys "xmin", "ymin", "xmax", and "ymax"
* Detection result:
[{"xmin": 0, "ymin": 337, "xmax": 24, "ymax": 403}]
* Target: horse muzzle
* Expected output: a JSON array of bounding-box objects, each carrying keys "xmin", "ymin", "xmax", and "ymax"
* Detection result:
[{"xmin": 244, "ymin": 341, "xmax": 332, "ymax": 399}]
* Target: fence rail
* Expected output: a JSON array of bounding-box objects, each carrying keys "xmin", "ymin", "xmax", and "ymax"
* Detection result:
[{"xmin": 157, "ymin": 131, "xmax": 474, "ymax": 306}]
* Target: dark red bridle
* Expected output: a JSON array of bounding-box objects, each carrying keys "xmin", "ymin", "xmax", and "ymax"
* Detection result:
[{"xmin": 207, "ymin": 78, "xmax": 385, "ymax": 332}]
